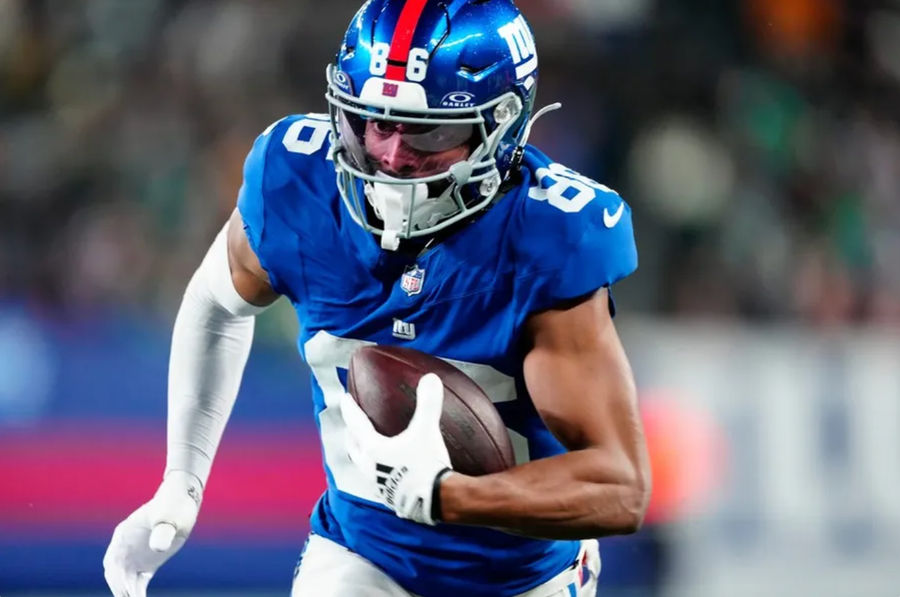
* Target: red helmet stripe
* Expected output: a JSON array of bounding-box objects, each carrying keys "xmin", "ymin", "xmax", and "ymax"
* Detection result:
[{"xmin": 386, "ymin": 0, "xmax": 429, "ymax": 80}]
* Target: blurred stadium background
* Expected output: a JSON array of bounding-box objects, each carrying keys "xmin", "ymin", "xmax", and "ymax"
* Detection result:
[{"xmin": 1, "ymin": 0, "xmax": 899, "ymax": 595}]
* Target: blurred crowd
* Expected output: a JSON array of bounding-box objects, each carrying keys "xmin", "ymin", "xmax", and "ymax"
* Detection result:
[{"xmin": 1, "ymin": 0, "xmax": 899, "ymax": 326}]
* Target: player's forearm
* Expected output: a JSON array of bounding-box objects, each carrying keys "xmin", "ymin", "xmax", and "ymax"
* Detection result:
[
  {"xmin": 164, "ymin": 224, "xmax": 268, "ymax": 487},
  {"xmin": 165, "ymin": 290, "xmax": 254, "ymax": 486},
  {"xmin": 439, "ymin": 448, "xmax": 649, "ymax": 540}
]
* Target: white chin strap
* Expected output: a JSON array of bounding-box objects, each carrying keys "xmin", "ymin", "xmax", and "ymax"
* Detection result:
[{"xmin": 365, "ymin": 175, "xmax": 458, "ymax": 251}]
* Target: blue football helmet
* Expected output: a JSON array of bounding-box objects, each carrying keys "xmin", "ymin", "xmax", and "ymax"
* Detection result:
[{"xmin": 326, "ymin": 0, "xmax": 542, "ymax": 250}]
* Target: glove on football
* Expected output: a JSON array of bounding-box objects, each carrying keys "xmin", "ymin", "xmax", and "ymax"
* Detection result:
[{"xmin": 341, "ymin": 373, "xmax": 452, "ymax": 525}]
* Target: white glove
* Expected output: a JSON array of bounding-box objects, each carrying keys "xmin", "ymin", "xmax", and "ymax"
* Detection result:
[
  {"xmin": 340, "ymin": 372, "xmax": 453, "ymax": 525},
  {"xmin": 103, "ymin": 471, "xmax": 203, "ymax": 597}
]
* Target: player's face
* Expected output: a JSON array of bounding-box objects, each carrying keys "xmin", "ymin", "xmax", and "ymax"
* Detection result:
[
  {"xmin": 363, "ymin": 121, "xmax": 472, "ymax": 178},
  {"xmin": 339, "ymin": 111, "xmax": 475, "ymax": 179}
]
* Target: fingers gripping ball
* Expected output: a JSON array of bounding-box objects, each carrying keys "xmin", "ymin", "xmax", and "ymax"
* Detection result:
[{"xmin": 347, "ymin": 346, "xmax": 515, "ymax": 476}]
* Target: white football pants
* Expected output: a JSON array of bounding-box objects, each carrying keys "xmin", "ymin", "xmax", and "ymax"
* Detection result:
[{"xmin": 291, "ymin": 533, "xmax": 600, "ymax": 597}]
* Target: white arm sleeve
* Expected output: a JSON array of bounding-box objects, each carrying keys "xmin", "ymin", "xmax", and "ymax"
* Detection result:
[{"xmin": 164, "ymin": 222, "xmax": 271, "ymax": 487}]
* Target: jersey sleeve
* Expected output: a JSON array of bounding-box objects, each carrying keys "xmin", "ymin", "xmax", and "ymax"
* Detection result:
[
  {"xmin": 236, "ymin": 114, "xmax": 334, "ymax": 302},
  {"xmin": 512, "ymin": 168, "xmax": 638, "ymax": 315}
]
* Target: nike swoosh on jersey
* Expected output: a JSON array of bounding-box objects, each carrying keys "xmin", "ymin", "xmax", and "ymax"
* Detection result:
[{"xmin": 603, "ymin": 203, "xmax": 625, "ymax": 228}]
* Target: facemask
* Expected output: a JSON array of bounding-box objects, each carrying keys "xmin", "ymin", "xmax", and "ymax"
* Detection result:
[{"xmin": 364, "ymin": 174, "xmax": 459, "ymax": 251}]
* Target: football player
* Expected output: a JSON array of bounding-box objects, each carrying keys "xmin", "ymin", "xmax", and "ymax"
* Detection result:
[{"xmin": 103, "ymin": 1, "xmax": 651, "ymax": 596}]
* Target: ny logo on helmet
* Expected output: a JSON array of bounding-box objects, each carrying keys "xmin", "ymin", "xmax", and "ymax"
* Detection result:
[{"xmin": 498, "ymin": 15, "xmax": 537, "ymax": 80}]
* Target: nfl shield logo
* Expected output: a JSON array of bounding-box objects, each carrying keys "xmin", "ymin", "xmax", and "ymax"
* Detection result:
[{"xmin": 400, "ymin": 265, "xmax": 425, "ymax": 296}]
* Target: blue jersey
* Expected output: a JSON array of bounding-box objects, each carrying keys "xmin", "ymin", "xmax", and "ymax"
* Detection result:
[{"xmin": 237, "ymin": 114, "xmax": 637, "ymax": 597}]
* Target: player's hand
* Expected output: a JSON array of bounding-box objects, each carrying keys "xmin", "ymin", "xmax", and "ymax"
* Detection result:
[
  {"xmin": 102, "ymin": 471, "xmax": 203, "ymax": 597},
  {"xmin": 341, "ymin": 373, "xmax": 452, "ymax": 525}
]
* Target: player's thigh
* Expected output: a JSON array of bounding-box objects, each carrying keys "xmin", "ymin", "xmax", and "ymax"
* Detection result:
[
  {"xmin": 576, "ymin": 538, "xmax": 601, "ymax": 597},
  {"xmin": 291, "ymin": 533, "xmax": 414, "ymax": 597},
  {"xmin": 517, "ymin": 539, "xmax": 601, "ymax": 597},
  {"xmin": 547, "ymin": 539, "xmax": 601, "ymax": 597}
]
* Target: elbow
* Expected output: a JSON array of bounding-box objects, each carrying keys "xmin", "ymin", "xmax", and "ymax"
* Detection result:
[
  {"xmin": 624, "ymin": 461, "xmax": 653, "ymax": 533},
  {"xmin": 618, "ymin": 480, "xmax": 651, "ymax": 534},
  {"xmin": 618, "ymin": 443, "xmax": 654, "ymax": 534},
  {"xmin": 581, "ymin": 450, "xmax": 653, "ymax": 537},
  {"xmin": 607, "ymin": 465, "xmax": 652, "ymax": 536},
  {"xmin": 581, "ymin": 480, "xmax": 649, "ymax": 538}
]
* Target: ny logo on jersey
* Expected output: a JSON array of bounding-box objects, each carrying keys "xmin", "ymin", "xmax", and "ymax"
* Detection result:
[
  {"xmin": 392, "ymin": 319, "xmax": 416, "ymax": 340},
  {"xmin": 498, "ymin": 16, "xmax": 537, "ymax": 80}
]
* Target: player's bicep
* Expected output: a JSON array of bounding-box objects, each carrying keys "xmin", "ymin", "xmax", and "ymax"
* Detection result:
[
  {"xmin": 226, "ymin": 209, "xmax": 280, "ymax": 306},
  {"xmin": 523, "ymin": 289, "xmax": 644, "ymax": 465}
]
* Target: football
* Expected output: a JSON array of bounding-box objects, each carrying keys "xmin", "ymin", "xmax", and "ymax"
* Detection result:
[{"xmin": 347, "ymin": 345, "xmax": 516, "ymax": 476}]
